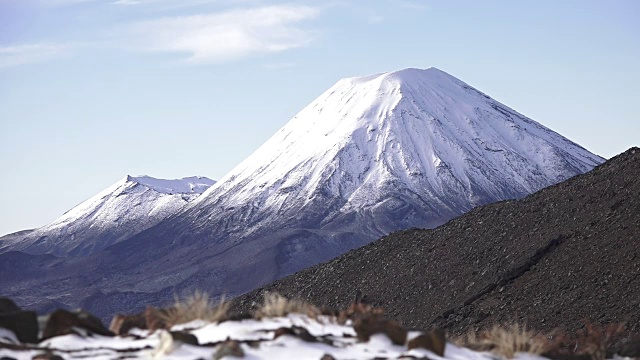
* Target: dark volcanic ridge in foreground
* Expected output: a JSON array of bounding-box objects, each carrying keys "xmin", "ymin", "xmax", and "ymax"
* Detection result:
[{"xmin": 234, "ymin": 147, "xmax": 640, "ymax": 335}]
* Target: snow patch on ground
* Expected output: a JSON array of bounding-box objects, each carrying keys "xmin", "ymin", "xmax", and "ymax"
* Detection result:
[{"xmin": 0, "ymin": 314, "xmax": 551, "ymax": 360}]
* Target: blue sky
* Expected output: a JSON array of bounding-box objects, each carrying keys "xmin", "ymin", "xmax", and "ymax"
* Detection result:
[{"xmin": 1, "ymin": 0, "xmax": 639, "ymax": 236}]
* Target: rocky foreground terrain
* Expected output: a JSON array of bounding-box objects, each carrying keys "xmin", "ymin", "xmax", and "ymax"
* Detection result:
[
  {"xmin": 233, "ymin": 147, "xmax": 640, "ymax": 336},
  {"xmin": 1, "ymin": 294, "xmax": 639, "ymax": 360},
  {"xmin": 0, "ymin": 295, "xmax": 533, "ymax": 360}
]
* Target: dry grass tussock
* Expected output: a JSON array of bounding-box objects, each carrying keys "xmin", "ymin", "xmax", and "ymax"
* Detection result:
[
  {"xmin": 160, "ymin": 291, "xmax": 230, "ymax": 327},
  {"xmin": 550, "ymin": 322, "xmax": 626, "ymax": 360},
  {"xmin": 151, "ymin": 292, "xmax": 627, "ymax": 360},
  {"xmin": 455, "ymin": 323, "xmax": 550, "ymax": 359},
  {"xmin": 576, "ymin": 322, "xmax": 625, "ymax": 360},
  {"xmin": 254, "ymin": 292, "xmax": 321, "ymax": 319}
]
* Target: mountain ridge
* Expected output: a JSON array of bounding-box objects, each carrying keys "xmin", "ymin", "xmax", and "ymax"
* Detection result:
[
  {"xmin": 0, "ymin": 175, "xmax": 215, "ymax": 257},
  {"xmin": 0, "ymin": 67, "xmax": 604, "ymax": 320}
]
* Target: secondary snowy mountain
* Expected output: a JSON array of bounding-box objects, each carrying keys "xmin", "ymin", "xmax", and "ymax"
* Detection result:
[
  {"xmin": 0, "ymin": 67, "xmax": 604, "ymax": 319},
  {"xmin": 0, "ymin": 175, "xmax": 215, "ymax": 257}
]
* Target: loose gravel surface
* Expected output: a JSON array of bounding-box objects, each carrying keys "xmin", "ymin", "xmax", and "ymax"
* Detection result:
[{"xmin": 233, "ymin": 147, "xmax": 640, "ymax": 335}]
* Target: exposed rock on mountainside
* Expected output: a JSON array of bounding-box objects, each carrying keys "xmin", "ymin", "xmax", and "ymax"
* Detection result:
[
  {"xmin": 0, "ymin": 229, "xmax": 35, "ymax": 250},
  {"xmin": 0, "ymin": 176, "xmax": 215, "ymax": 257},
  {"xmin": 234, "ymin": 147, "xmax": 640, "ymax": 335}
]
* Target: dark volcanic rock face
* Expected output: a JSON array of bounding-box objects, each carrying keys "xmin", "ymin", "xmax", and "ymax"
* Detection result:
[{"xmin": 233, "ymin": 147, "xmax": 640, "ymax": 334}]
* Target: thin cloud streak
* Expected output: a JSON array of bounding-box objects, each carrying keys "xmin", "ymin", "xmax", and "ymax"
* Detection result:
[
  {"xmin": 122, "ymin": 5, "xmax": 321, "ymax": 64},
  {"xmin": 0, "ymin": 43, "xmax": 72, "ymax": 68}
]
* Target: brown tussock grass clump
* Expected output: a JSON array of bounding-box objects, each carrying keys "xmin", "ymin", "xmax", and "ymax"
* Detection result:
[
  {"xmin": 338, "ymin": 301, "xmax": 385, "ymax": 324},
  {"xmin": 455, "ymin": 323, "xmax": 550, "ymax": 359},
  {"xmin": 576, "ymin": 322, "xmax": 625, "ymax": 360},
  {"xmin": 253, "ymin": 292, "xmax": 321, "ymax": 319},
  {"xmin": 547, "ymin": 322, "xmax": 626, "ymax": 360},
  {"xmin": 160, "ymin": 291, "xmax": 230, "ymax": 328}
]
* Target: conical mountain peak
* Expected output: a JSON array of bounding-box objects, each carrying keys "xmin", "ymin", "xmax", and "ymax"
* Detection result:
[
  {"xmin": 196, "ymin": 68, "xmax": 603, "ymax": 232},
  {"xmin": 153, "ymin": 67, "xmax": 605, "ymax": 299},
  {"xmin": 340, "ymin": 67, "xmax": 460, "ymax": 92}
]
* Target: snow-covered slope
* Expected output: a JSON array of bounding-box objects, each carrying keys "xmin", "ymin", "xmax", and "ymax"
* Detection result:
[
  {"xmin": 197, "ymin": 67, "xmax": 602, "ymax": 238},
  {"xmin": 140, "ymin": 67, "xmax": 602, "ymax": 283},
  {"xmin": 0, "ymin": 176, "xmax": 215, "ymax": 257}
]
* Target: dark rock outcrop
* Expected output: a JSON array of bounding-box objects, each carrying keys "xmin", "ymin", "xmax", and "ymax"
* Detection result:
[
  {"xmin": 170, "ymin": 331, "xmax": 199, "ymax": 346},
  {"xmin": 0, "ymin": 298, "xmax": 20, "ymax": 314},
  {"xmin": 407, "ymin": 328, "xmax": 446, "ymax": 356},
  {"xmin": 42, "ymin": 309, "xmax": 113, "ymax": 340},
  {"xmin": 109, "ymin": 312, "xmax": 147, "ymax": 335},
  {"xmin": 0, "ymin": 298, "xmax": 38, "ymax": 344},
  {"xmin": 353, "ymin": 316, "xmax": 407, "ymax": 345}
]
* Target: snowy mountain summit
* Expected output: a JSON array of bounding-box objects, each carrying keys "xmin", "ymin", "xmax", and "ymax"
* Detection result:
[
  {"xmin": 0, "ymin": 175, "xmax": 215, "ymax": 257},
  {"xmin": 201, "ymin": 67, "xmax": 603, "ymax": 236}
]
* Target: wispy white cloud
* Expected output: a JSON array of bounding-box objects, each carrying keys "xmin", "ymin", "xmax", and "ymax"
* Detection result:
[
  {"xmin": 0, "ymin": 43, "xmax": 72, "ymax": 68},
  {"xmin": 120, "ymin": 5, "xmax": 321, "ymax": 63}
]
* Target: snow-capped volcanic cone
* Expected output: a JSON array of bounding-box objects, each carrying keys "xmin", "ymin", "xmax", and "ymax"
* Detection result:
[
  {"xmin": 0, "ymin": 68, "xmax": 603, "ymax": 318},
  {"xmin": 0, "ymin": 176, "xmax": 215, "ymax": 257},
  {"xmin": 104, "ymin": 67, "xmax": 602, "ymax": 293},
  {"xmin": 151, "ymin": 67, "xmax": 602, "ymax": 282},
  {"xmin": 198, "ymin": 67, "xmax": 603, "ymax": 237}
]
